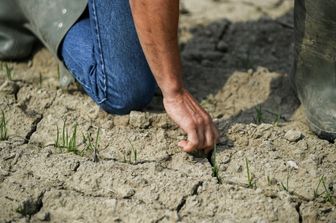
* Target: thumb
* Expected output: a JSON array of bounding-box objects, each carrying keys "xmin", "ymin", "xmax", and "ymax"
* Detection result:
[
  {"xmin": 179, "ymin": 140, "xmax": 196, "ymax": 152},
  {"xmin": 178, "ymin": 140, "xmax": 188, "ymax": 148}
]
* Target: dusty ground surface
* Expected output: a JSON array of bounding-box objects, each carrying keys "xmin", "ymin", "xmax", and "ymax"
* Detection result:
[{"xmin": 1, "ymin": 0, "xmax": 336, "ymax": 222}]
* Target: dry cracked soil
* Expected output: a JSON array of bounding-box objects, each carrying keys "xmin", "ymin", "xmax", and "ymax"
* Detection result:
[{"xmin": 0, "ymin": 0, "xmax": 336, "ymax": 222}]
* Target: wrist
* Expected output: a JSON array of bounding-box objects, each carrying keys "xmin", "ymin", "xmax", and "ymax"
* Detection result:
[{"xmin": 162, "ymin": 85, "xmax": 185, "ymax": 100}]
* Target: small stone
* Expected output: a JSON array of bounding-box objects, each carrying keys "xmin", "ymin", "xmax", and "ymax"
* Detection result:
[
  {"xmin": 261, "ymin": 140, "xmax": 274, "ymax": 151},
  {"xmin": 129, "ymin": 111, "xmax": 150, "ymax": 128},
  {"xmin": 69, "ymin": 161, "xmax": 80, "ymax": 172},
  {"xmin": 36, "ymin": 212, "xmax": 50, "ymax": 221},
  {"xmin": 180, "ymin": 2, "xmax": 190, "ymax": 15},
  {"xmin": 221, "ymin": 156, "xmax": 231, "ymax": 165},
  {"xmin": 235, "ymin": 164, "xmax": 243, "ymax": 173},
  {"xmin": 286, "ymin": 160, "xmax": 299, "ymax": 170},
  {"xmin": 43, "ymin": 149, "xmax": 52, "ymax": 158},
  {"xmin": 217, "ymin": 40, "xmax": 228, "ymax": 52},
  {"xmin": 27, "ymin": 60, "xmax": 33, "ymax": 67},
  {"xmin": 284, "ymin": 130, "xmax": 303, "ymax": 142},
  {"xmin": 119, "ymin": 188, "xmax": 135, "ymax": 199},
  {"xmin": 220, "ymin": 164, "xmax": 228, "ymax": 172}
]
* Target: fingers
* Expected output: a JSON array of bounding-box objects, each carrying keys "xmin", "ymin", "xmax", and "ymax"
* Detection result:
[
  {"xmin": 180, "ymin": 120, "xmax": 219, "ymax": 154},
  {"xmin": 195, "ymin": 111, "xmax": 218, "ymax": 153},
  {"xmin": 164, "ymin": 89, "xmax": 219, "ymax": 153},
  {"xmin": 178, "ymin": 140, "xmax": 188, "ymax": 148},
  {"xmin": 204, "ymin": 125, "xmax": 215, "ymax": 153},
  {"xmin": 181, "ymin": 129, "xmax": 199, "ymax": 153},
  {"xmin": 195, "ymin": 115, "xmax": 205, "ymax": 150},
  {"xmin": 186, "ymin": 93, "xmax": 219, "ymax": 151}
]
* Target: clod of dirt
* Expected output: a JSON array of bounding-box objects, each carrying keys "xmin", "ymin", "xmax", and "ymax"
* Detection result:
[
  {"xmin": 113, "ymin": 115, "xmax": 129, "ymax": 127},
  {"xmin": 284, "ymin": 130, "xmax": 303, "ymax": 142},
  {"xmin": 129, "ymin": 111, "xmax": 150, "ymax": 128}
]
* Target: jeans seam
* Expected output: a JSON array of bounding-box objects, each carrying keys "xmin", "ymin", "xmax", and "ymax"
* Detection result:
[{"xmin": 91, "ymin": 0, "xmax": 107, "ymax": 104}]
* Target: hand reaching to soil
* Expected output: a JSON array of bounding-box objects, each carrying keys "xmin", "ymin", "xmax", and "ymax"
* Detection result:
[
  {"xmin": 130, "ymin": 0, "xmax": 218, "ymax": 152},
  {"xmin": 163, "ymin": 89, "xmax": 219, "ymax": 153}
]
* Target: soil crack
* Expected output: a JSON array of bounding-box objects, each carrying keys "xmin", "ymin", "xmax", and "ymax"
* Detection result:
[
  {"xmin": 295, "ymin": 202, "xmax": 303, "ymax": 223},
  {"xmin": 24, "ymin": 114, "xmax": 43, "ymax": 143},
  {"xmin": 176, "ymin": 196, "xmax": 187, "ymax": 213},
  {"xmin": 22, "ymin": 89, "xmax": 57, "ymax": 144},
  {"xmin": 191, "ymin": 181, "xmax": 203, "ymax": 196}
]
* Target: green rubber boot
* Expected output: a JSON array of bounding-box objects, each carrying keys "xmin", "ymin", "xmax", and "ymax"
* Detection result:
[{"xmin": 293, "ymin": 0, "xmax": 336, "ymax": 142}]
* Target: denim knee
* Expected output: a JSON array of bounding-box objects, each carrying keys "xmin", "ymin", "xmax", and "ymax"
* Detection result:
[{"xmin": 100, "ymin": 75, "xmax": 156, "ymax": 115}]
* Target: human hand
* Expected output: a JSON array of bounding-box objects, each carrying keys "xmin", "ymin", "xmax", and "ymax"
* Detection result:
[{"xmin": 163, "ymin": 88, "xmax": 219, "ymax": 153}]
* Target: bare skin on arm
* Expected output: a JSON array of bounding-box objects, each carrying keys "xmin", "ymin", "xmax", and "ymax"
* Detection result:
[{"xmin": 129, "ymin": 0, "xmax": 219, "ymax": 153}]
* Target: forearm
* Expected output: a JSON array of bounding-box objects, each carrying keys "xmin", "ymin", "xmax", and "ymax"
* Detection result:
[{"xmin": 129, "ymin": 0, "xmax": 183, "ymax": 99}]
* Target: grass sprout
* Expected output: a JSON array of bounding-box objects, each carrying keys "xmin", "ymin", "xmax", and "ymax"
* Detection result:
[
  {"xmin": 273, "ymin": 112, "xmax": 281, "ymax": 126},
  {"xmin": 280, "ymin": 171, "xmax": 290, "ymax": 192},
  {"xmin": 39, "ymin": 73, "xmax": 43, "ymax": 88},
  {"xmin": 124, "ymin": 139, "xmax": 138, "ymax": 164},
  {"xmin": 211, "ymin": 144, "xmax": 221, "ymax": 183},
  {"xmin": 314, "ymin": 176, "xmax": 334, "ymax": 204},
  {"xmin": 255, "ymin": 105, "xmax": 263, "ymax": 124},
  {"xmin": 0, "ymin": 110, "xmax": 8, "ymax": 141},
  {"xmin": 55, "ymin": 119, "xmax": 79, "ymax": 155},
  {"xmin": 245, "ymin": 158, "xmax": 255, "ymax": 188},
  {"xmin": 267, "ymin": 176, "xmax": 272, "ymax": 186},
  {"xmin": 2, "ymin": 63, "xmax": 14, "ymax": 80}
]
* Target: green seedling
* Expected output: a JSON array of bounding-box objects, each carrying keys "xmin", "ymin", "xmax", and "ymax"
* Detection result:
[
  {"xmin": 3, "ymin": 63, "xmax": 14, "ymax": 80},
  {"xmin": 314, "ymin": 176, "xmax": 324, "ymax": 199},
  {"xmin": 267, "ymin": 176, "xmax": 272, "ymax": 186},
  {"xmin": 280, "ymin": 172, "xmax": 290, "ymax": 192},
  {"xmin": 314, "ymin": 176, "xmax": 334, "ymax": 204},
  {"xmin": 39, "ymin": 73, "xmax": 43, "ymax": 88},
  {"xmin": 123, "ymin": 139, "xmax": 138, "ymax": 164},
  {"xmin": 245, "ymin": 158, "xmax": 255, "ymax": 188},
  {"xmin": 0, "ymin": 110, "xmax": 8, "ymax": 141},
  {"xmin": 210, "ymin": 144, "xmax": 221, "ymax": 183},
  {"xmin": 57, "ymin": 65, "xmax": 60, "ymax": 80},
  {"xmin": 255, "ymin": 105, "xmax": 263, "ymax": 124},
  {"xmin": 273, "ymin": 112, "xmax": 281, "ymax": 126},
  {"xmin": 55, "ymin": 119, "xmax": 79, "ymax": 155}
]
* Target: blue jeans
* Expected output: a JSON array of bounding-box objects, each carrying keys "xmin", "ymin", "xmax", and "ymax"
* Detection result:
[{"xmin": 60, "ymin": 0, "xmax": 156, "ymax": 114}]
